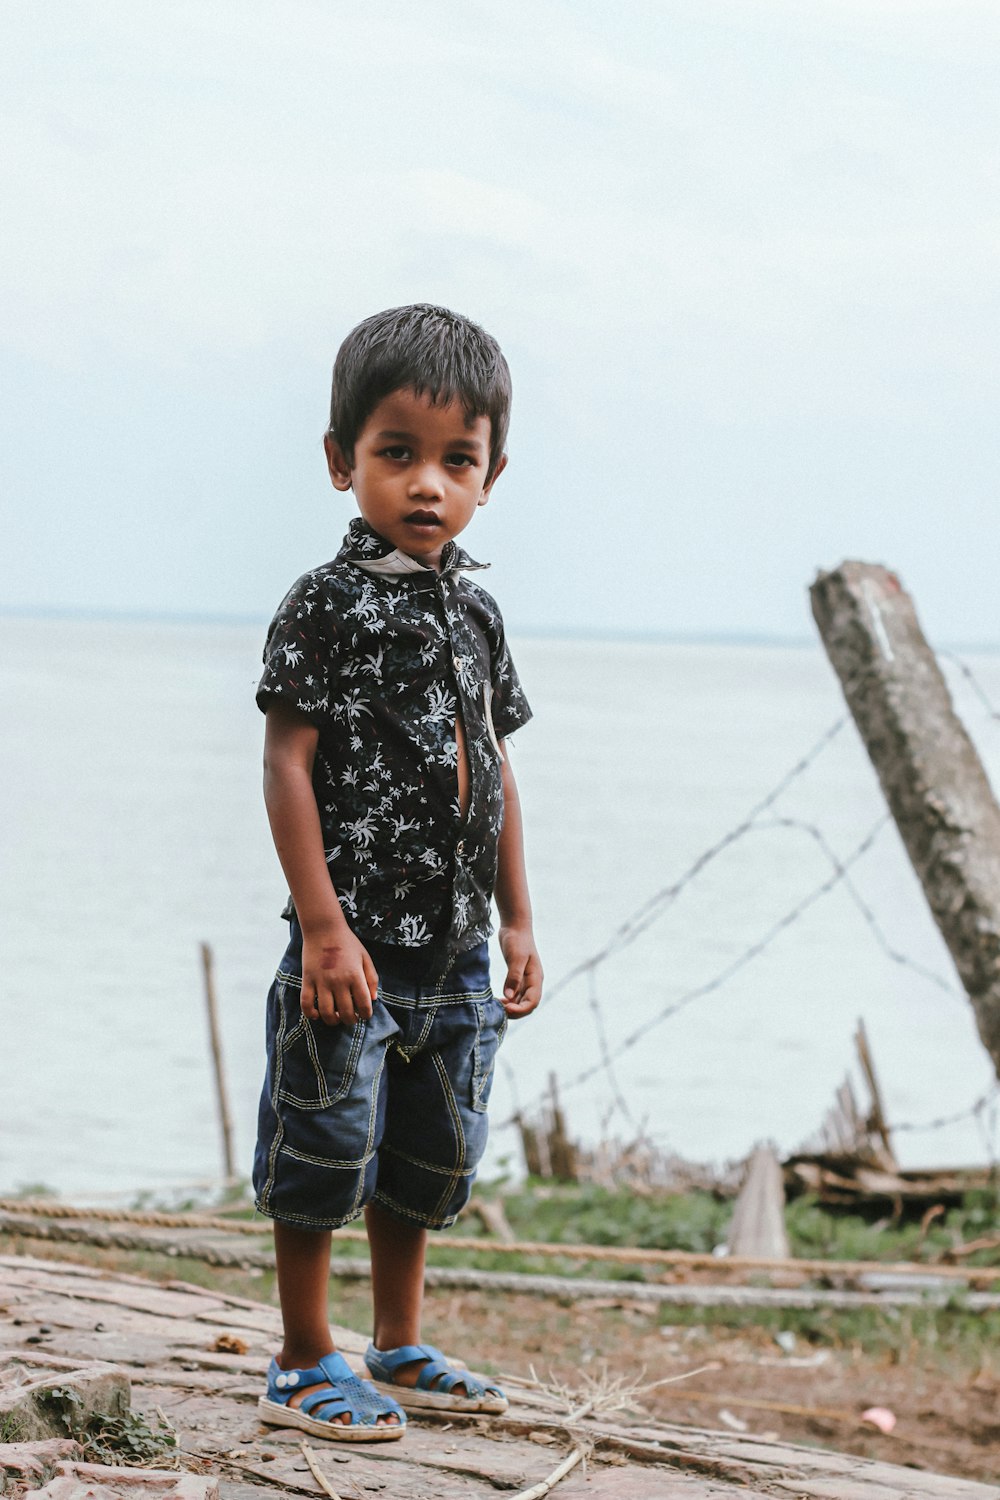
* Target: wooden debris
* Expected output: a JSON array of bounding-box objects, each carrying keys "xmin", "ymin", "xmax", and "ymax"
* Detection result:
[
  {"xmin": 725, "ymin": 1145, "xmax": 789, "ymax": 1259},
  {"xmin": 854, "ymin": 1018, "xmax": 896, "ymax": 1167},
  {"xmin": 784, "ymin": 1158, "xmax": 996, "ymax": 1212},
  {"xmin": 468, "ymin": 1196, "xmax": 516, "ymax": 1242},
  {"xmin": 796, "ymin": 1017, "xmax": 900, "ymax": 1175},
  {"xmin": 517, "ymin": 1074, "xmax": 578, "ymax": 1181}
]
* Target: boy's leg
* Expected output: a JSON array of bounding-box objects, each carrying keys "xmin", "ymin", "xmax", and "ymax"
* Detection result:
[
  {"xmin": 366, "ymin": 1202, "xmax": 426, "ymax": 1352},
  {"xmin": 274, "ymin": 1221, "xmax": 335, "ymax": 1369},
  {"xmin": 364, "ymin": 1202, "xmax": 491, "ymax": 1400},
  {"xmin": 273, "ymin": 1221, "xmax": 401, "ymax": 1427},
  {"xmin": 367, "ymin": 1203, "xmax": 474, "ymax": 1393}
]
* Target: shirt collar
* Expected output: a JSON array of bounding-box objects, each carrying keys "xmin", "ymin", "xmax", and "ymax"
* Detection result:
[{"xmin": 337, "ymin": 518, "xmax": 489, "ymax": 578}]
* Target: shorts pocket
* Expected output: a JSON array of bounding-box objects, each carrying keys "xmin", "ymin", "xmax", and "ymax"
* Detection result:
[
  {"xmin": 274, "ymin": 974, "xmax": 388, "ymax": 1110},
  {"xmin": 470, "ymin": 997, "xmax": 507, "ymax": 1113}
]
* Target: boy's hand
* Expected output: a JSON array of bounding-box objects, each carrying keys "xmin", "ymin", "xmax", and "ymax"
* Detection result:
[
  {"xmin": 300, "ymin": 926, "xmax": 379, "ymax": 1027},
  {"xmin": 498, "ymin": 925, "xmax": 543, "ymax": 1018}
]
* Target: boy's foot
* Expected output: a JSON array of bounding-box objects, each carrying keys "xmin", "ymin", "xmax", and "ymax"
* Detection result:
[
  {"xmin": 259, "ymin": 1352, "xmax": 406, "ymax": 1442},
  {"xmin": 364, "ymin": 1342, "xmax": 508, "ymax": 1415}
]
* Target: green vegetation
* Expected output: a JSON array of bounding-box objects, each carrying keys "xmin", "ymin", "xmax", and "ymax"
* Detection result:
[
  {"xmin": 407, "ymin": 1180, "xmax": 1000, "ymax": 1272},
  {"xmin": 0, "ymin": 1411, "xmax": 25, "ymax": 1443},
  {"xmin": 39, "ymin": 1386, "xmax": 178, "ymax": 1467}
]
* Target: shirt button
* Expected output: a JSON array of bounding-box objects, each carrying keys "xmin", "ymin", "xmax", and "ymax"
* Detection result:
[
  {"xmin": 456, "ymin": 840, "xmax": 465, "ymax": 856},
  {"xmin": 452, "ymin": 655, "xmax": 462, "ymax": 672}
]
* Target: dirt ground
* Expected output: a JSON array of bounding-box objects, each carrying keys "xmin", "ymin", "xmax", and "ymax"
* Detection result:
[
  {"xmin": 4, "ymin": 1235, "xmax": 998, "ymax": 1488},
  {"xmin": 370, "ymin": 1280, "xmax": 1000, "ymax": 1485}
]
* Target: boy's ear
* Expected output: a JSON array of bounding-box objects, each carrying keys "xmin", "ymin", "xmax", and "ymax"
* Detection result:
[
  {"xmin": 324, "ymin": 433, "xmax": 354, "ymax": 492},
  {"xmin": 479, "ymin": 452, "xmax": 507, "ymax": 505}
]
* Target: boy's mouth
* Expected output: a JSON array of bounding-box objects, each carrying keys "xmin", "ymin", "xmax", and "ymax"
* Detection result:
[{"xmin": 404, "ymin": 510, "xmax": 442, "ymax": 528}]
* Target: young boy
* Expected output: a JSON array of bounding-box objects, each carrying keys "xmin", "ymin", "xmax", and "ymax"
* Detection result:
[{"xmin": 253, "ymin": 304, "xmax": 542, "ymax": 1441}]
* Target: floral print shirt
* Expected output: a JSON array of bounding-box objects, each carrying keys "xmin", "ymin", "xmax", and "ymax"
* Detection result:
[{"xmin": 257, "ymin": 518, "xmax": 532, "ymax": 973}]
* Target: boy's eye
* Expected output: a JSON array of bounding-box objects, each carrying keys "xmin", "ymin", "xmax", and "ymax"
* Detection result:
[
  {"xmin": 445, "ymin": 453, "xmax": 476, "ymax": 468},
  {"xmin": 380, "ymin": 445, "xmax": 412, "ymax": 460}
]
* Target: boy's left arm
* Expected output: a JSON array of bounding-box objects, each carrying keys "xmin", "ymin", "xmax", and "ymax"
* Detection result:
[{"xmin": 495, "ymin": 742, "xmax": 543, "ymax": 1018}]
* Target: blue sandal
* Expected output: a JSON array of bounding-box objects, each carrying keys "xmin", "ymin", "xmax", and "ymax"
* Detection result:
[
  {"xmin": 364, "ymin": 1342, "xmax": 508, "ymax": 1414},
  {"xmin": 258, "ymin": 1352, "xmax": 406, "ymax": 1442}
]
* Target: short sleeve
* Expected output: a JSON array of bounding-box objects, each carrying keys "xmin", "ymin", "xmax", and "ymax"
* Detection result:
[
  {"xmin": 256, "ymin": 571, "xmax": 336, "ymax": 725},
  {"xmin": 490, "ymin": 626, "xmax": 532, "ymax": 739}
]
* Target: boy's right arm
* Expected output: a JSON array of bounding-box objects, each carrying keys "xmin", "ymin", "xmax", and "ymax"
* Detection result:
[{"xmin": 263, "ymin": 702, "xmax": 378, "ymax": 1026}]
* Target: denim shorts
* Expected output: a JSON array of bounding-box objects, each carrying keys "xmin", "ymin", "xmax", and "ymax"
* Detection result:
[{"xmin": 253, "ymin": 924, "xmax": 507, "ymax": 1231}]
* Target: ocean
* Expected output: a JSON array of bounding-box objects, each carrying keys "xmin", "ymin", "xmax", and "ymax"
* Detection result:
[{"xmin": 3, "ymin": 615, "xmax": 999, "ymax": 1200}]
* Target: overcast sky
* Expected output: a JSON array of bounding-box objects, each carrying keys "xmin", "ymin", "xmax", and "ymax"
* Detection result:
[{"xmin": 2, "ymin": 1, "xmax": 997, "ymax": 641}]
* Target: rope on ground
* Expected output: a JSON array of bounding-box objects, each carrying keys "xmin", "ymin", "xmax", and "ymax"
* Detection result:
[{"xmin": 4, "ymin": 1201, "xmax": 1000, "ymax": 1283}]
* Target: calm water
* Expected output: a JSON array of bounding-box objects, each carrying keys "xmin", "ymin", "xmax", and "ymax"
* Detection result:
[{"xmin": 3, "ymin": 616, "xmax": 1000, "ymax": 1199}]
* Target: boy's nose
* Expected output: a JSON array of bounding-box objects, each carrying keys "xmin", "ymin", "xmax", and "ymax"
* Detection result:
[{"xmin": 408, "ymin": 462, "xmax": 445, "ymax": 500}]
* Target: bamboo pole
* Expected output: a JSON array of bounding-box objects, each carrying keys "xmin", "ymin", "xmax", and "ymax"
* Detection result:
[{"xmin": 200, "ymin": 942, "xmax": 236, "ymax": 1180}]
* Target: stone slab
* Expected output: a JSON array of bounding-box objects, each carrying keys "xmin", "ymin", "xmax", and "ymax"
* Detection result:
[{"xmin": 0, "ymin": 1354, "xmax": 129, "ymax": 1444}]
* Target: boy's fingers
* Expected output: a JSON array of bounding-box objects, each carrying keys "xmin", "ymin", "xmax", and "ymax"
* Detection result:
[
  {"xmin": 503, "ymin": 953, "xmax": 528, "ymax": 999},
  {"xmin": 315, "ymin": 980, "xmax": 341, "ymax": 1025},
  {"xmin": 350, "ymin": 972, "xmax": 374, "ymax": 1021},
  {"xmin": 302, "ymin": 981, "xmax": 325, "ymax": 1021},
  {"xmin": 362, "ymin": 950, "xmax": 379, "ymax": 1004},
  {"xmin": 504, "ymin": 956, "xmax": 542, "ymax": 1017},
  {"xmin": 331, "ymin": 980, "xmax": 361, "ymax": 1026}
]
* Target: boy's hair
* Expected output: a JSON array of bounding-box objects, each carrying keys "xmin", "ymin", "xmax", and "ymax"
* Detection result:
[{"xmin": 328, "ymin": 304, "xmax": 512, "ymax": 480}]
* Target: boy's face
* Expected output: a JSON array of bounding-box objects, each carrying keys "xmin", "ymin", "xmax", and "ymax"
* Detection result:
[{"xmin": 325, "ymin": 387, "xmax": 505, "ymax": 569}]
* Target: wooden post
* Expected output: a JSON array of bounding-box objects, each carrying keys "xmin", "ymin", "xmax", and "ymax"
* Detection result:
[
  {"xmin": 726, "ymin": 1144, "xmax": 789, "ymax": 1259},
  {"xmin": 200, "ymin": 942, "xmax": 236, "ymax": 1181},
  {"xmin": 811, "ymin": 561, "xmax": 1000, "ymax": 1076}
]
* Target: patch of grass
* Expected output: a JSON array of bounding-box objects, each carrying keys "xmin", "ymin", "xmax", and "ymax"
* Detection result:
[
  {"xmin": 468, "ymin": 1180, "xmax": 733, "ymax": 1253},
  {"xmin": 0, "ymin": 1411, "xmax": 25, "ymax": 1442},
  {"xmin": 38, "ymin": 1387, "xmax": 178, "ymax": 1467},
  {"xmin": 656, "ymin": 1298, "xmax": 1000, "ymax": 1372}
]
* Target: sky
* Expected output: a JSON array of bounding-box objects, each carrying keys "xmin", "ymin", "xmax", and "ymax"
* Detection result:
[{"xmin": 2, "ymin": 1, "xmax": 998, "ymax": 642}]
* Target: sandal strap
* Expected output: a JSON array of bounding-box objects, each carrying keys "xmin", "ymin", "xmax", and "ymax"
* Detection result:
[
  {"xmin": 365, "ymin": 1342, "xmax": 502, "ymax": 1400},
  {"xmin": 266, "ymin": 1353, "xmax": 404, "ymax": 1426}
]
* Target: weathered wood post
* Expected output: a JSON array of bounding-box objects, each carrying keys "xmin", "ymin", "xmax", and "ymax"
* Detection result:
[
  {"xmin": 810, "ymin": 561, "xmax": 1000, "ymax": 1075},
  {"xmin": 200, "ymin": 941, "xmax": 237, "ymax": 1181}
]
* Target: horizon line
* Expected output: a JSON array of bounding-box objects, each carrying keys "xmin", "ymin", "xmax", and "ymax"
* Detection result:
[{"xmin": 1, "ymin": 604, "xmax": 998, "ymax": 655}]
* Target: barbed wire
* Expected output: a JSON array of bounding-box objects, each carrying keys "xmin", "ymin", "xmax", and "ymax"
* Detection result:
[
  {"xmin": 504, "ymin": 647, "xmax": 1000, "ymax": 1147},
  {"xmin": 560, "ymin": 814, "xmax": 890, "ymax": 1095},
  {"xmin": 890, "ymin": 1082, "xmax": 1000, "ymax": 1135},
  {"xmin": 755, "ymin": 815, "xmax": 959, "ymax": 999},
  {"xmin": 586, "ymin": 966, "xmax": 635, "ymax": 1127},
  {"xmin": 541, "ymin": 715, "xmax": 848, "ymax": 1007},
  {"xmin": 941, "ymin": 649, "xmax": 1000, "ymax": 722}
]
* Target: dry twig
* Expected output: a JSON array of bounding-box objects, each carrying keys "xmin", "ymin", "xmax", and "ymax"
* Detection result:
[
  {"xmin": 300, "ymin": 1440, "xmax": 343, "ymax": 1499},
  {"xmin": 508, "ymin": 1445, "xmax": 586, "ymax": 1500}
]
